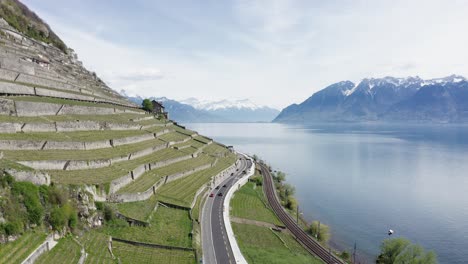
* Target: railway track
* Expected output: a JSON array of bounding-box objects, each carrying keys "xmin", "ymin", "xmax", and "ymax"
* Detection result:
[{"xmin": 260, "ymin": 163, "xmax": 344, "ymax": 264}]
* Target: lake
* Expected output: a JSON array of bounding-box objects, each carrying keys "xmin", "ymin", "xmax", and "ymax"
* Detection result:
[{"xmin": 185, "ymin": 122, "xmax": 468, "ymax": 264}]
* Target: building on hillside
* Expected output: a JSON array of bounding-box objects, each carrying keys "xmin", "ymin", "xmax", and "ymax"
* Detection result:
[{"xmin": 151, "ymin": 100, "xmax": 168, "ymax": 119}]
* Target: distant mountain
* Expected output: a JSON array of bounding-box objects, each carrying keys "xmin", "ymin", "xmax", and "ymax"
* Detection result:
[
  {"xmin": 120, "ymin": 91, "xmax": 279, "ymax": 123},
  {"xmin": 180, "ymin": 98, "xmax": 279, "ymax": 123},
  {"xmin": 119, "ymin": 91, "xmax": 219, "ymax": 123},
  {"xmin": 274, "ymin": 75, "xmax": 468, "ymax": 123}
]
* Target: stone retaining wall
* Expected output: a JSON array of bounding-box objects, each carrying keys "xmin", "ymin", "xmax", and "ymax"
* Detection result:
[
  {"xmin": 6, "ymin": 169, "xmax": 50, "ymax": 185},
  {"xmin": 0, "ymin": 97, "xmax": 143, "ymax": 117},
  {"xmin": 0, "ymin": 121, "xmax": 149, "ymax": 134},
  {"xmin": 0, "ymin": 129, "xmax": 174, "ymax": 150},
  {"xmin": 0, "ymin": 68, "xmax": 19, "ymax": 81},
  {"xmin": 17, "ymin": 142, "xmax": 168, "ymax": 171},
  {"xmin": 110, "ymin": 163, "xmax": 212, "ymax": 202},
  {"xmin": 21, "ymin": 240, "xmax": 50, "ymax": 264},
  {"xmin": 108, "ymin": 153, "xmax": 192, "ymax": 194}
]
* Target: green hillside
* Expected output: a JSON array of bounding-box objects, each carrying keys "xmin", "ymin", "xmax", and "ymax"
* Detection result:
[{"xmin": 0, "ymin": 5, "xmax": 237, "ymax": 263}]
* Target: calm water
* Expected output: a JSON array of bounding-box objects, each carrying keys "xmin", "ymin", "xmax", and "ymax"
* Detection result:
[{"xmin": 186, "ymin": 122, "xmax": 468, "ymax": 264}]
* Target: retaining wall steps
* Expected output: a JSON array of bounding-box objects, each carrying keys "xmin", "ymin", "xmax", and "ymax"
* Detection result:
[{"xmin": 109, "ymin": 162, "xmax": 213, "ymax": 203}]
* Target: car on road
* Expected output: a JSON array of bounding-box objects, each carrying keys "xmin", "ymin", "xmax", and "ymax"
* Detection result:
[
  {"xmin": 218, "ymin": 192, "xmax": 223, "ymax": 197},
  {"xmin": 215, "ymin": 186, "xmax": 220, "ymax": 189},
  {"xmin": 209, "ymin": 193, "xmax": 214, "ymax": 197}
]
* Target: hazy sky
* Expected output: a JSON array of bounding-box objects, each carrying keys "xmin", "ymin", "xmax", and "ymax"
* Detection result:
[{"xmin": 23, "ymin": 0, "xmax": 468, "ymax": 109}]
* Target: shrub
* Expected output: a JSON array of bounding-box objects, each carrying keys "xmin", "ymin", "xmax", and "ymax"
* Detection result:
[
  {"xmin": 309, "ymin": 221, "xmax": 330, "ymax": 243},
  {"xmin": 95, "ymin": 201, "xmax": 104, "ymax": 211},
  {"xmin": 340, "ymin": 251, "xmax": 350, "ymax": 261},
  {"xmin": 377, "ymin": 238, "xmax": 437, "ymax": 264},
  {"xmin": 12, "ymin": 181, "xmax": 44, "ymax": 225},
  {"xmin": 1, "ymin": 220, "xmax": 22, "ymax": 236},
  {"xmin": 49, "ymin": 207, "xmax": 67, "ymax": 230},
  {"xmin": 104, "ymin": 205, "xmax": 115, "ymax": 222},
  {"xmin": 47, "ymin": 186, "xmax": 67, "ymax": 206}
]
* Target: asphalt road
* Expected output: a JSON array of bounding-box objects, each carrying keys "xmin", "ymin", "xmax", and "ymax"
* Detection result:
[
  {"xmin": 260, "ymin": 163, "xmax": 344, "ymax": 264},
  {"xmin": 202, "ymin": 157, "xmax": 250, "ymax": 264}
]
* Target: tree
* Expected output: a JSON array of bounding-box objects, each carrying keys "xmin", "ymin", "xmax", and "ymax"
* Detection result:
[
  {"xmin": 275, "ymin": 171, "xmax": 286, "ymax": 182},
  {"xmin": 142, "ymin": 99, "xmax": 153, "ymax": 112},
  {"xmin": 377, "ymin": 238, "xmax": 437, "ymax": 264},
  {"xmin": 309, "ymin": 221, "xmax": 330, "ymax": 243}
]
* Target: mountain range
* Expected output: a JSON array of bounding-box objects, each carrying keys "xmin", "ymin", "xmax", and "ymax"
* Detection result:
[
  {"xmin": 120, "ymin": 91, "xmax": 279, "ymax": 123},
  {"xmin": 274, "ymin": 75, "xmax": 468, "ymax": 123}
]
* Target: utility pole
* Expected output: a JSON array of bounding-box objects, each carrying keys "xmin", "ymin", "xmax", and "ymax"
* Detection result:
[
  {"xmin": 353, "ymin": 242, "xmax": 357, "ymax": 264},
  {"xmin": 296, "ymin": 205, "xmax": 299, "ymax": 223}
]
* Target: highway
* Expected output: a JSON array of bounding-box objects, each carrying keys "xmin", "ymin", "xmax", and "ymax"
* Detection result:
[
  {"xmin": 260, "ymin": 163, "xmax": 344, "ymax": 264},
  {"xmin": 201, "ymin": 157, "xmax": 250, "ymax": 264}
]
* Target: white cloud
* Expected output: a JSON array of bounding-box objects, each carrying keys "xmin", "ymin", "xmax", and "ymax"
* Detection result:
[{"xmin": 23, "ymin": 0, "xmax": 468, "ymax": 109}]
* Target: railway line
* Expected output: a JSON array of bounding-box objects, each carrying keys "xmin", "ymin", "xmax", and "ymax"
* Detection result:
[{"xmin": 260, "ymin": 163, "xmax": 344, "ymax": 264}]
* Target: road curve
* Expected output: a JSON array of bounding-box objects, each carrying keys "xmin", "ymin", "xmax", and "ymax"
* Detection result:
[
  {"xmin": 260, "ymin": 163, "xmax": 344, "ymax": 264},
  {"xmin": 202, "ymin": 157, "xmax": 249, "ymax": 264}
]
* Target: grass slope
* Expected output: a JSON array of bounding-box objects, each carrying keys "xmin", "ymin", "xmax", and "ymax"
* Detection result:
[
  {"xmin": 231, "ymin": 181, "xmax": 282, "ymax": 226},
  {"xmin": 112, "ymin": 241, "xmax": 195, "ymax": 264},
  {"xmin": 0, "ymin": 231, "xmax": 47, "ymax": 264},
  {"xmin": 104, "ymin": 206, "xmax": 192, "ymax": 248},
  {"xmin": 233, "ymin": 223, "xmax": 322, "ymax": 264},
  {"xmin": 35, "ymin": 236, "xmax": 82, "ymax": 264}
]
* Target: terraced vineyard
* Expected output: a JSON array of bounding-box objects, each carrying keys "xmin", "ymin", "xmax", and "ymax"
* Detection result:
[
  {"xmin": 35, "ymin": 237, "xmax": 82, "ymax": 264},
  {"xmin": 105, "ymin": 206, "xmax": 193, "ymax": 248},
  {"xmin": 0, "ymin": 8, "xmax": 237, "ymax": 263},
  {"xmin": 157, "ymin": 154, "xmax": 236, "ymax": 207},
  {"xmin": 116, "ymin": 194, "xmax": 159, "ymax": 222},
  {"xmin": 80, "ymin": 232, "xmax": 114, "ymax": 263},
  {"xmin": 0, "ymin": 232, "xmax": 47, "ymax": 264},
  {"xmin": 112, "ymin": 241, "xmax": 195, "ymax": 264}
]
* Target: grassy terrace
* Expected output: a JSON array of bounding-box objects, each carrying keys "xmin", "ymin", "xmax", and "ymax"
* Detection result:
[
  {"xmin": 0, "ymin": 78, "xmax": 112, "ymax": 101},
  {"xmin": 79, "ymin": 231, "xmax": 114, "ymax": 263},
  {"xmin": 203, "ymin": 143, "xmax": 230, "ymax": 156},
  {"xmin": 191, "ymin": 187, "xmax": 207, "ymax": 222},
  {"xmin": 49, "ymin": 147, "xmax": 196, "ymax": 185},
  {"xmin": 0, "ymin": 112, "xmax": 146, "ymax": 124},
  {"xmin": 193, "ymin": 135, "xmax": 211, "ymax": 144},
  {"xmin": 231, "ymin": 181, "xmax": 282, "ymax": 226},
  {"xmin": 0, "ymin": 231, "xmax": 47, "ymax": 264},
  {"xmin": 173, "ymin": 125, "xmax": 196, "ymax": 135},
  {"xmin": 117, "ymin": 155, "xmax": 215, "ymax": 194},
  {"xmin": 0, "ymin": 159, "xmax": 33, "ymax": 171},
  {"xmin": 0, "ymin": 126, "xmax": 167, "ymax": 142},
  {"xmin": 35, "ymin": 236, "xmax": 82, "ymax": 264},
  {"xmin": 173, "ymin": 139, "xmax": 206, "ymax": 149},
  {"xmin": 117, "ymin": 195, "xmax": 159, "ymax": 222},
  {"xmin": 3, "ymin": 138, "xmax": 166, "ymax": 161},
  {"xmin": 112, "ymin": 241, "xmax": 195, "ymax": 264},
  {"xmin": 157, "ymin": 154, "xmax": 237, "ymax": 207},
  {"xmin": 136, "ymin": 118, "xmax": 167, "ymax": 126},
  {"xmin": 7, "ymin": 96, "xmax": 142, "ymax": 111},
  {"xmin": 232, "ymin": 223, "xmax": 322, "ymax": 264},
  {"xmin": 105, "ymin": 206, "xmax": 193, "ymax": 248},
  {"xmin": 158, "ymin": 131, "xmax": 190, "ymax": 143}
]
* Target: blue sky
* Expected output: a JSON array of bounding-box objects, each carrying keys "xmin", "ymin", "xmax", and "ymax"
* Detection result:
[{"xmin": 23, "ymin": 0, "xmax": 468, "ymax": 109}]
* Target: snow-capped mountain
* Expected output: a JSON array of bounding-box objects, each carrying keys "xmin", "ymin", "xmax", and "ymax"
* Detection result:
[
  {"xmin": 119, "ymin": 91, "xmax": 279, "ymax": 123},
  {"xmin": 180, "ymin": 98, "xmax": 268, "ymax": 111},
  {"xmin": 274, "ymin": 75, "xmax": 468, "ymax": 123},
  {"xmin": 180, "ymin": 98, "xmax": 279, "ymax": 122}
]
